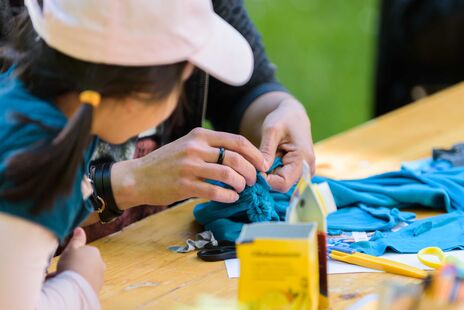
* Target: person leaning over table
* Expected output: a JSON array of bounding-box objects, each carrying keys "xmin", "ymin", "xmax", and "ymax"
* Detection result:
[
  {"xmin": 0, "ymin": 0, "xmax": 271, "ymax": 308},
  {"xmin": 82, "ymin": 0, "xmax": 316, "ymax": 241}
]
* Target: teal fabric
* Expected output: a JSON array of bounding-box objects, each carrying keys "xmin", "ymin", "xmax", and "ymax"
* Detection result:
[
  {"xmin": 0, "ymin": 70, "xmax": 95, "ymax": 241},
  {"xmin": 313, "ymin": 167, "xmax": 464, "ymax": 214},
  {"xmin": 194, "ymin": 158, "xmax": 295, "ymax": 241},
  {"xmin": 314, "ymin": 167, "xmax": 464, "ymax": 255},
  {"xmin": 327, "ymin": 205, "xmax": 416, "ymax": 235},
  {"xmin": 350, "ymin": 212, "xmax": 464, "ymax": 256}
]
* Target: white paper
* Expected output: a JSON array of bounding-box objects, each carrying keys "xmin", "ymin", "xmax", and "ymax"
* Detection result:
[
  {"xmin": 351, "ymin": 232, "xmax": 369, "ymax": 242},
  {"xmin": 224, "ymin": 250, "xmax": 464, "ymax": 278},
  {"xmin": 225, "ymin": 259, "xmax": 240, "ymax": 278}
]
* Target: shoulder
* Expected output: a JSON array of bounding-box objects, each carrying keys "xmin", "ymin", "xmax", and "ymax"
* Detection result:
[{"xmin": 0, "ymin": 70, "xmax": 66, "ymax": 163}]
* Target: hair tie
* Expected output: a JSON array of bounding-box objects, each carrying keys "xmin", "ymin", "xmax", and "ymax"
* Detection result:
[{"xmin": 79, "ymin": 90, "xmax": 101, "ymax": 108}]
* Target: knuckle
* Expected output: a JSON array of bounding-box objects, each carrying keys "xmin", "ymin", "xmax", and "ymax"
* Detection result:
[
  {"xmin": 264, "ymin": 124, "xmax": 280, "ymax": 137},
  {"xmin": 206, "ymin": 186, "xmax": 219, "ymax": 200},
  {"xmin": 227, "ymin": 152, "xmax": 240, "ymax": 167},
  {"xmin": 190, "ymin": 127, "xmax": 205, "ymax": 139},
  {"xmin": 220, "ymin": 167, "xmax": 233, "ymax": 182},
  {"xmin": 178, "ymin": 160, "xmax": 195, "ymax": 177},
  {"xmin": 237, "ymin": 177, "xmax": 246, "ymax": 192},
  {"xmin": 177, "ymin": 177, "xmax": 191, "ymax": 189},
  {"xmin": 235, "ymin": 135, "xmax": 248, "ymax": 150},
  {"xmin": 183, "ymin": 141, "xmax": 201, "ymax": 157}
]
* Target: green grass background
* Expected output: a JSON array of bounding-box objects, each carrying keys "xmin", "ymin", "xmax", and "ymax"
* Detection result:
[{"xmin": 244, "ymin": 0, "xmax": 379, "ymax": 142}]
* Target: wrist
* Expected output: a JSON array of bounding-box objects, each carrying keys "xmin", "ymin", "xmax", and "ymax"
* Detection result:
[{"xmin": 110, "ymin": 159, "xmax": 141, "ymax": 210}]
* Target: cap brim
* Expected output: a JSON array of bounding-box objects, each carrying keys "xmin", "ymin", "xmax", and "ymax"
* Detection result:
[{"xmin": 189, "ymin": 14, "xmax": 254, "ymax": 87}]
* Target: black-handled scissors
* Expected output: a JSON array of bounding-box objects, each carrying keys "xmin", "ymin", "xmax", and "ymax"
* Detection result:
[{"xmin": 197, "ymin": 240, "xmax": 236, "ymax": 262}]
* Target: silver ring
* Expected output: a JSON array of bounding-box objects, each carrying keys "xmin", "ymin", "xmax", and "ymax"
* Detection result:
[{"xmin": 217, "ymin": 147, "xmax": 225, "ymax": 165}]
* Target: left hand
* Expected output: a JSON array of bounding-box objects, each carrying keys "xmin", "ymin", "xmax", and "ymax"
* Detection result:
[{"xmin": 259, "ymin": 98, "xmax": 315, "ymax": 192}]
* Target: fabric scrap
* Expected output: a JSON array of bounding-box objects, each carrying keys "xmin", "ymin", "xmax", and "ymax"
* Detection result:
[{"xmin": 169, "ymin": 231, "xmax": 218, "ymax": 253}]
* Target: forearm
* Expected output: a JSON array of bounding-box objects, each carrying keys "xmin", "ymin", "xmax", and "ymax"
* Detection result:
[{"xmin": 239, "ymin": 91, "xmax": 305, "ymax": 146}]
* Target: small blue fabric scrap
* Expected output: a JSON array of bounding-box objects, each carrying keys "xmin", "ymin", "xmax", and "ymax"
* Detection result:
[
  {"xmin": 194, "ymin": 158, "xmax": 295, "ymax": 241},
  {"xmin": 350, "ymin": 212, "xmax": 464, "ymax": 256}
]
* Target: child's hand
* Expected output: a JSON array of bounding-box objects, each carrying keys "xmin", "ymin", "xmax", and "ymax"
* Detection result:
[{"xmin": 57, "ymin": 227, "xmax": 106, "ymax": 294}]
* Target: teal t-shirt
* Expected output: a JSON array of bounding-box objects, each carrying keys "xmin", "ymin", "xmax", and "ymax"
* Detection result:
[{"xmin": 0, "ymin": 70, "xmax": 95, "ymax": 241}]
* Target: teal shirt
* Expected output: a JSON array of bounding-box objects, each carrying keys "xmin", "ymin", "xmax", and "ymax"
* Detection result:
[{"xmin": 0, "ymin": 70, "xmax": 95, "ymax": 241}]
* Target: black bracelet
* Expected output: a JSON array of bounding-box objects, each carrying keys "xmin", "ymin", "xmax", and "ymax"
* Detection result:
[{"xmin": 89, "ymin": 162, "xmax": 124, "ymax": 223}]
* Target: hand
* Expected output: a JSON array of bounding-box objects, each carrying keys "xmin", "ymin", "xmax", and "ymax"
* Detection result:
[
  {"xmin": 57, "ymin": 228, "xmax": 105, "ymax": 294},
  {"xmin": 113, "ymin": 128, "xmax": 266, "ymax": 207},
  {"xmin": 260, "ymin": 98, "xmax": 315, "ymax": 192}
]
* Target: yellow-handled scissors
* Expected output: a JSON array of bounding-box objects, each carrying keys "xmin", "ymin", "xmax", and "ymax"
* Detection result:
[{"xmin": 417, "ymin": 247, "xmax": 464, "ymax": 270}]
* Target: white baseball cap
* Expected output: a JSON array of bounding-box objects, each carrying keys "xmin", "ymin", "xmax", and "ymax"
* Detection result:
[{"xmin": 25, "ymin": 0, "xmax": 254, "ymax": 86}]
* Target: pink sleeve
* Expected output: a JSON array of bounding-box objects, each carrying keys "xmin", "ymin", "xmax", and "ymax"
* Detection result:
[
  {"xmin": 38, "ymin": 271, "xmax": 100, "ymax": 310},
  {"xmin": 0, "ymin": 213, "xmax": 101, "ymax": 310}
]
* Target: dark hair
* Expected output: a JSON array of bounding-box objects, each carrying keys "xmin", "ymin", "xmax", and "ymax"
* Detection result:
[{"xmin": 0, "ymin": 6, "xmax": 186, "ymax": 214}]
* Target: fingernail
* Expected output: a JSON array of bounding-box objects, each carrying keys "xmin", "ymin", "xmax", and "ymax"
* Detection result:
[{"xmin": 262, "ymin": 159, "xmax": 269, "ymax": 172}]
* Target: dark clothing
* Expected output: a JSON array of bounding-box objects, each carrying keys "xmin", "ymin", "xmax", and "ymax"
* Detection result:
[{"xmin": 375, "ymin": 0, "xmax": 464, "ymax": 116}]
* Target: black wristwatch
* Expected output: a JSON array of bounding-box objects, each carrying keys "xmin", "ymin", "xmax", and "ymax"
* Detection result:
[{"xmin": 88, "ymin": 162, "xmax": 124, "ymax": 223}]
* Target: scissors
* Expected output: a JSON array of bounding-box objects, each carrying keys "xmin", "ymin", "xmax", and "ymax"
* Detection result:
[
  {"xmin": 197, "ymin": 240, "xmax": 236, "ymax": 262},
  {"xmin": 417, "ymin": 247, "xmax": 464, "ymax": 270}
]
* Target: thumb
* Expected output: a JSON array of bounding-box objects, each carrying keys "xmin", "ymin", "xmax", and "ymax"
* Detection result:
[
  {"xmin": 67, "ymin": 227, "xmax": 87, "ymax": 250},
  {"xmin": 260, "ymin": 127, "xmax": 282, "ymax": 171}
]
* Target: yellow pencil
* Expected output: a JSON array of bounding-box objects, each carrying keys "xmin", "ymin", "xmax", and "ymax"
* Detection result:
[{"xmin": 329, "ymin": 248, "xmax": 428, "ymax": 279}]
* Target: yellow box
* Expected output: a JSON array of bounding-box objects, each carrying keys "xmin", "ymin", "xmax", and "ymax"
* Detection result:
[{"xmin": 237, "ymin": 223, "xmax": 319, "ymax": 310}]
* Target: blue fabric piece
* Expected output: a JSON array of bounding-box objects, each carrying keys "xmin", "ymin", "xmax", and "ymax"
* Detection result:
[
  {"xmin": 0, "ymin": 69, "xmax": 95, "ymax": 241},
  {"xmin": 194, "ymin": 158, "xmax": 295, "ymax": 241},
  {"xmin": 327, "ymin": 205, "xmax": 416, "ymax": 235},
  {"xmin": 350, "ymin": 212, "xmax": 464, "ymax": 256},
  {"xmin": 313, "ymin": 167, "xmax": 464, "ymax": 214}
]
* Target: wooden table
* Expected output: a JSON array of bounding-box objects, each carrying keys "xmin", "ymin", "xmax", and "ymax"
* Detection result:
[{"xmin": 62, "ymin": 83, "xmax": 464, "ymax": 309}]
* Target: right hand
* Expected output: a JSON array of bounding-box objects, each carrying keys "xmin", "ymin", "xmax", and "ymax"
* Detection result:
[
  {"xmin": 114, "ymin": 128, "xmax": 266, "ymax": 207},
  {"xmin": 57, "ymin": 228, "xmax": 105, "ymax": 294}
]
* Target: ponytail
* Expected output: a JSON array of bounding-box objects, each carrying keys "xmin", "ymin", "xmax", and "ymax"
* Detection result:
[{"xmin": 2, "ymin": 91, "xmax": 101, "ymax": 214}]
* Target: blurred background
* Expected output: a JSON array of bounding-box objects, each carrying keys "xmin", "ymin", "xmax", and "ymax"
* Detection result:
[
  {"xmin": 245, "ymin": 0, "xmax": 378, "ymax": 142},
  {"xmin": 245, "ymin": 0, "xmax": 464, "ymax": 142}
]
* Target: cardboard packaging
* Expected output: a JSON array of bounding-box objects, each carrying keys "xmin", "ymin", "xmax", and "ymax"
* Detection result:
[{"xmin": 237, "ymin": 222, "xmax": 320, "ymax": 310}]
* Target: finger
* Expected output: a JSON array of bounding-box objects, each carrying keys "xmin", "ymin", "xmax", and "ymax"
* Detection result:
[
  {"xmin": 194, "ymin": 163, "xmax": 246, "ymax": 193},
  {"xmin": 191, "ymin": 128, "xmax": 266, "ymax": 172},
  {"xmin": 260, "ymin": 125, "xmax": 285, "ymax": 171},
  {"xmin": 66, "ymin": 227, "xmax": 87, "ymax": 250},
  {"xmin": 265, "ymin": 152, "xmax": 302, "ymax": 192},
  {"xmin": 191, "ymin": 179, "xmax": 239, "ymax": 203},
  {"xmin": 204, "ymin": 147, "xmax": 257, "ymax": 186}
]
